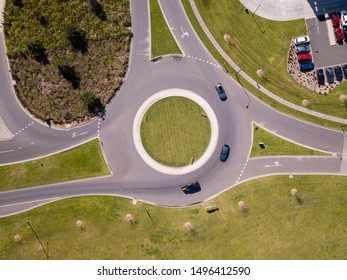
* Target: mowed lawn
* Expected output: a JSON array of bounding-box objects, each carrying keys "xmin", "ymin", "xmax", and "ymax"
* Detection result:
[
  {"xmin": 150, "ymin": 0, "xmax": 182, "ymax": 58},
  {"xmin": 0, "ymin": 175, "xmax": 346, "ymax": 259},
  {"xmin": 250, "ymin": 124, "xmax": 329, "ymax": 157},
  {"xmin": 184, "ymin": 0, "xmax": 347, "ymax": 120},
  {"xmin": 141, "ymin": 97, "xmax": 211, "ymax": 166},
  {"xmin": 0, "ymin": 139, "xmax": 110, "ymax": 191}
]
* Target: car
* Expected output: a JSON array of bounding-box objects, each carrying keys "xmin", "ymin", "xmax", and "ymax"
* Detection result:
[
  {"xmin": 215, "ymin": 83, "xmax": 227, "ymax": 101},
  {"xmin": 341, "ymin": 10, "xmax": 347, "ymax": 27},
  {"xmin": 334, "ymin": 66, "xmax": 343, "ymax": 82},
  {"xmin": 316, "ymin": 69, "xmax": 325, "ymax": 85},
  {"xmin": 325, "ymin": 67, "xmax": 334, "ymax": 83},
  {"xmin": 334, "ymin": 27, "xmax": 344, "ymax": 44},
  {"xmin": 181, "ymin": 181, "xmax": 201, "ymax": 194},
  {"xmin": 299, "ymin": 62, "xmax": 314, "ymax": 72},
  {"xmin": 297, "ymin": 53, "xmax": 312, "ymax": 62},
  {"xmin": 342, "ymin": 64, "xmax": 347, "ymax": 79},
  {"xmin": 331, "ymin": 12, "xmax": 340, "ymax": 28},
  {"xmin": 295, "ymin": 45, "xmax": 310, "ymax": 54},
  {"xmin": 219, "ymin": 144, "xmax": 230, "ymax": 162},
  {"xmin": 343, "ymin": 26, "xmax": 347, "ymax": 42},
  {"xmin": 294, "ymin": 36, "xmax": 310, "ymax": 46}
]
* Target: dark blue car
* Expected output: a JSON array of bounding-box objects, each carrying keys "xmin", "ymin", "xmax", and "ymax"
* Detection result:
[
  {"xmin": 220, "ymin": 144, "xmax": 230, "ymax": 162},
  {"xmin": 300, "ymin": 62, "xmax": 314, "ymax": 72},
  {"xmin": 181, "ymin": 182, "xmax": 201, "ymax": 194}
]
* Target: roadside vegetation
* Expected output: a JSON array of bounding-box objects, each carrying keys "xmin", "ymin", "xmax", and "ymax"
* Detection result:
[
  {"xmin": 1, "ymin": 175, "xmax": 346, "ymax": 259},
  {"xmin": 0, "ymin": 139, "xmax": 110, "ymax": 191},
  {"xmin": 250, "ymin": 124, "xmax": 329, "ymax": 157},
  {"xmin": 181, "ymin": 0, "xmax": 347, "ymax": 127},
  {"xmin": 141, "ymin": 97, "xmax": 210, "ymax": 166},
  {"xmin": 3, "ymin": 0, "xmax": 131, "ymax": 124},
  {"xmin": 150, "ymin": 0, "xmax": 182, "ymax": 58}
]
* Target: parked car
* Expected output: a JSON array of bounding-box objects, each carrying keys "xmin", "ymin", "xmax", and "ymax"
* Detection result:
[
  {"xmin": 298, "ymin": 53, "xmax": 312, "ymax": 62},
  {"xmin": 300, "ymin": 62, "xmax": 314, "ymax": 72},
  {"xmin": 316, "ymin": 69, "xmax": 325, "ymax": 85},
  {"xmin": 331, "ymin": 12, "xmax": 340, "ymax": 28},
  {"xmin": 342, "ymin": 64, "xmax": 347, "ymax": 79},
  {"xmin": 341, "ymin": 10, "xmax": 347, "ymax": 27},
  {"xmin": 325, "ymin": 67, "xmax": 334, "ymax": 83},
  {"xmin": 219, "ymin": 144, "xmax": 230, "ymax": 162},
  {"xmin": 215, "ymin": 83, "xmax": 227, "ymax": 101},
  {"xmin": 294, "ymin": 36, "xmax": 310, "ymax": 46},
  {"xmin": 343, "ymin": 26, "xmax": 347, "ymax": 42},
  {"xmin": 335, "ymin": 27, "xmax": 344, "ymax": 44},
  {"xmin": 295, "ymin": 45, "xmax": 310, "ymax": 54},
  {"xmin": 334, "ymin": 66, "xmax": 343, "ymax": 82},
  {"xmin": 181, "ymin": 181, "xmax": 201, "ymax": 194}
]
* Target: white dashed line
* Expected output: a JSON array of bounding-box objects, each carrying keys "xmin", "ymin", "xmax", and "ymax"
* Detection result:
[
  {"xmin": 187, "ymin": 56, "xmax": 222, "ymax": 70},
  {"xmin": 13, "ymin": 122, "xmax": 34, "ymax": 138}
]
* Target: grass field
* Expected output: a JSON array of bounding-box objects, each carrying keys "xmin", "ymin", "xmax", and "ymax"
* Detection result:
[
  {"xmin": 250, "ymin": 124, "xmax": 329, "ymax": 157},
  {"xmin": 140, "ymin": 97, "xmax": 211, "ymax": 166},
  {"xmin": 181, "ymin": 0, "xmax": 347, "ymax": 124},
  {"xmin": 0, "ymin": 139, "xmax": 110, "ymax": 191},
  {"xmin": 150, "ymin": 0, "xmax": 182, "ymax": 58},
  {"xmin": 1, "ymin": 175, "xmax": 346, "ymax": 259}
]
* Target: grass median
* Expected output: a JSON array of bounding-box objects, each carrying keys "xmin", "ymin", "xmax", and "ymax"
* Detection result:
[
  {"xmin": 150, "ymin": 0, "xmax": 182, "ymax": 58},
  {"xmin": 140, "ymin": 96, "xmax": 211, "ymax": 166},
  {"xmin": 0, "ymin": 139, "xmax": 110, "ymax": 191},
  {"xmin": 0, "ymin": 175, "xmax": 346, "ymax": 259}
]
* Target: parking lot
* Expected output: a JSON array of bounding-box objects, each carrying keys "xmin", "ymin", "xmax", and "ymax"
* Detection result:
[{"xmin": 307, "ymin": 16, "xmax": 347, "ymax": 68}]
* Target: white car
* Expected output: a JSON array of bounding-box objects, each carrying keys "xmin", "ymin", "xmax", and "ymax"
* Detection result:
[
  {"xmin": 341, "ymin": 10, "xmax": 347, "ymax": 27},
  {"xmin": 294, "ymin": 36, "xmax": 310, "ymax": 46}
]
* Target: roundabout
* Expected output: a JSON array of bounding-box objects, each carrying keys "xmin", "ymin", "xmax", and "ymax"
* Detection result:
[{"xmin": 133, "ymin": 88, "xmax": 219, "ymax": 175}]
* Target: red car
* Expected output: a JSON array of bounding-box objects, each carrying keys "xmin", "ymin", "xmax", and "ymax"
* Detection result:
[
  {"xmin": 335, "ymin": 27, "xmax": 344, "ymax": 44},
  {"xmin": 331, "ymin": 12, "xmax": 340, "ymax": 28},
  {"xmin": 298, "ymin": 53, "xmax": 312, "ymax": 62}
]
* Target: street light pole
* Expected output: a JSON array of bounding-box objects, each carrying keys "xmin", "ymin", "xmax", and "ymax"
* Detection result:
[
  {"xmin": 252, "ymin": 4, "xmax": 265, "ymax": 33},
  {"xmin": 235, "ymin": 69, "xmax": 251, "ymax": 109}
]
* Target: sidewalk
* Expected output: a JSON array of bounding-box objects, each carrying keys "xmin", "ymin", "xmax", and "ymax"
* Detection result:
[{"xmin": 188, "ymin": 0, "xmax": 347, "ymax": 125}]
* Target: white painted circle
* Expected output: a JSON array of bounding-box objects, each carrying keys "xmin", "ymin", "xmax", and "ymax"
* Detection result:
[{"xmin": 133, "ymin": 88, "xmax": 219, "ymax": 175}]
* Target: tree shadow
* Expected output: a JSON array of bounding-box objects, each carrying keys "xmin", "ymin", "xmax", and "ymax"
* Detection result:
[
  {"xmin": 58, "ymin": 64, "xmax": 80, "ymax": 89},
  {"xmin": 81, "ymin": 91, "xmax": 105, "ymax": 115},
  {"xmin": 87, "ymin": 0, "xmax": 107, "ymax": 21},
  {"xmin": 66, "ymin": 26, "xmax": 88, "ymax": 54},
  {"xmin": 27, "ymin": 41, "xmax": 49, "ymax": 65}
]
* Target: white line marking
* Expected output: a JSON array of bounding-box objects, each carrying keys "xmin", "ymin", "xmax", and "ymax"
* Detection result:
[
  {"xmin": 0, "ymin": 197, "xmax": 62, "ymax": 208},
  {"xmin": 0, "ymin": 149, "xmax": 14, "ymax": 154}
]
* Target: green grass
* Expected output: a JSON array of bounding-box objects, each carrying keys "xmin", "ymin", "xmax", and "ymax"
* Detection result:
[
  {"xmin": 1, "ymin": 175, "xmax": 346, "ymax": 259},
  {"xmin": 140, "ymin": 97, "xmax": 211, "ymax": 166},
  {"xmin": 250, "ymin": 124, "xmax": 329, "ymax": 157},
  {"xmin": 0, "ymin": 139, "xmax": 110, "ymax": 191},
  {"xmin": 150, "ymin": 0, "xmax": 182, "ymax": 58},
  {"xmin": 181, "ymin": 0, "xmax": 347, "ymax": 126}
]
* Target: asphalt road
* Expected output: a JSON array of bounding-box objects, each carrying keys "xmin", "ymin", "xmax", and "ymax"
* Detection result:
[{"xmin": 0, "ymin": 0, "xmax": 346, "ymax": 217}]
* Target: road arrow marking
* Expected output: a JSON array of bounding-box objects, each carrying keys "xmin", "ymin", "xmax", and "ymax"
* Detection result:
[
  {"xmin": 180, "ymin": 26, "xmax": 189, "ymax": 38},
  {"xmin": 71, "ymin": 131, "xmax": 88, "ymax": 138},
  {"xmin": 263, "ymin": 161, "xmax": 282, "ymax": 168}
]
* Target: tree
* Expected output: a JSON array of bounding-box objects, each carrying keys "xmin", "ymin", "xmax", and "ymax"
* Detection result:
[
  {"xmin": 13, "ymin": 234, "xmax": 22, "ymax": 243},
  {"xmin": 184, "ymin": 222, "xmax": 193, "ymax": 231},
  {"xmin": 13, "ymin": 0, "xmax": 23, "ymax": 8},
  {"xmin": 58, "ymin": 64, "xmax": 80, "ymax": 89},
  {"xmin": 76, "ymin": 220, "xmax": 83, "ymax": 231},
  {"xmin": 87, "ymin": 0, "xmax": 107, "ymax": 21},
  {"xmin": 81, "ymin": 91, "xmax": 104, "ymax": 114},
  {"xmin": 291, "ymin": 188, "xmax": 303, "ymax": 204},
  {"xmin": 238, "ymin": 201, "xmax": 247, "ymax": 212},
  {"xmin": 66, "ymin": 26, "xmax": 88, "ymax": 53},
  {"xmin": 125, "ymin": 214, "xmax": 134, "ymax": 224},
  {"xmin": 27, "ymin": 41, "xmax": 48, "ymax": 64}
]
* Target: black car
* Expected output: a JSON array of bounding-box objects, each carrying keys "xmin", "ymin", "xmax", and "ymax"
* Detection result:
[
  {"xmin": 215, "ymin": 83, "xmax": 227, "ymax": 101},
  {"xmin": 343, "ymin": 27, "xmax": 347, "ymax": 42},
  {"xmin": 295, "ymin": 45, "xmax": 310, "ymax": 54},
  {"xmin": 316, "ymin": 69, "xmax": 325, "ymax": 85},
  {"xmin": 334, "ymin": 66, "xmax": 343, "ymax": 82},
  {"xmin": 342, "ymin": 64, "xmax": 347, "ymax": 79},
  {"xmin": 181, "ymin": 182, "xmax": 201, "ymax": 194},
  {"xmin": 325, "ymin": 67, "xmax": 334, "ymax": 84},
  {"xmin": 219, "ymin": 144, "xmax": 230, "ymax": 162}
]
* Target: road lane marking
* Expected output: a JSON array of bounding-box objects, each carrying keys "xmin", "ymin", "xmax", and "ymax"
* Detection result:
[
  {"xmin": 0, "ymin": 197, "xmax": 62, "ymax": 208},
  {"xmin": 0, "ymin": 149, "xmax": 14, "ymax": 154},
  {"xmin": 71, "ymin": 131, "xmax": 88, "ymax": 138},
  {"xmin": 263, "ymin": 161, "xmax": 282, "ymax": 168}
]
